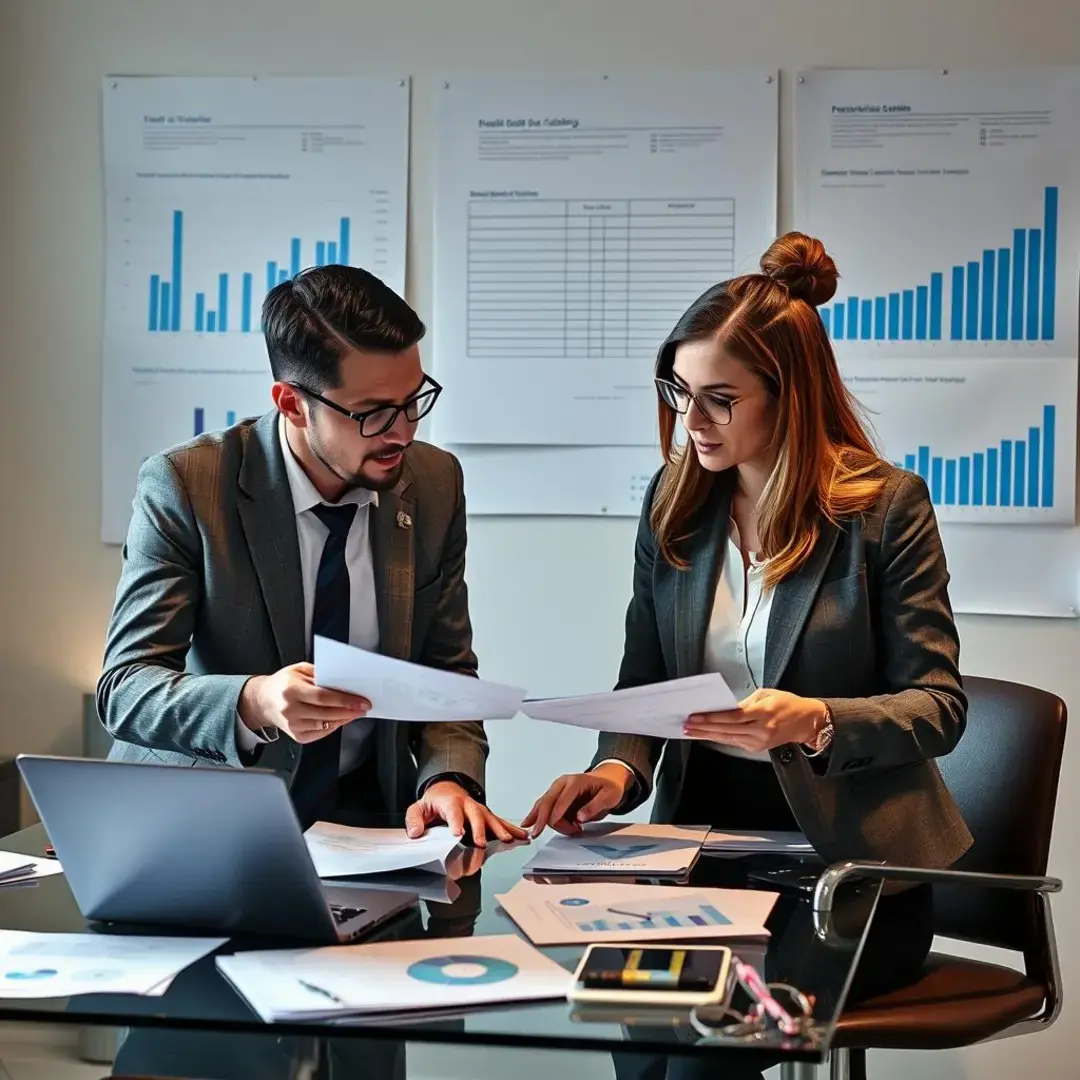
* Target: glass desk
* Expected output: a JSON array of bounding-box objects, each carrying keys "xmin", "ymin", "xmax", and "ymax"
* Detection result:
[{"xmin": 0, "ymin": 821, "xmax": 881, "ymax": 1079}]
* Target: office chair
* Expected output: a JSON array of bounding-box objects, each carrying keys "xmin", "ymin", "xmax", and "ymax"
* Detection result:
[{"xmin": 814, "ymin": 676, "xmax": 1066, "ymax": 1080}]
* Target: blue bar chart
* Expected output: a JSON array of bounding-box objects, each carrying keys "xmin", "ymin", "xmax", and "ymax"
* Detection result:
[
  {"xmin": 898, "ymin": 405, "xmax": 1056, "ymax": 509},
  {"xmin": 819, "ymin": 187, "xmax": 1060, "ymax": 345},
  {"xmin": 841, "ymin": 357, "xmax": 1074, "ymax": 524},
  {"xmin": 193, "ymin": 408, "xmax": 239, "ymax": 436},
  {"xmin": 146, "ymin": 211, "xmax": 354, "ymax": 333},
  {"xmin": 571, "ymin": 901, "xmax": 734, "ymax": 934}
]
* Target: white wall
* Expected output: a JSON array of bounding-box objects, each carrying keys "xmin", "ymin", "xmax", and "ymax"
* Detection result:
[{"xmin": 1, "ymin": 1, "xmax": 1078, "ymax": 1077}]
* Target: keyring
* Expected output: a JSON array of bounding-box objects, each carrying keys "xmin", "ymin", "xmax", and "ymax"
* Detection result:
[
  {"xmin": 689, "ymin": 1005, "xmax": 769, "ymax": 1041},
  {"xmin": 690, "ymin": 981, "xmax": 816, "ymax": 1043}
]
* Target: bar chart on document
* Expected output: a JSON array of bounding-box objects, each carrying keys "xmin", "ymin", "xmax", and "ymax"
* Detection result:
[
  {"xmin": 100, "ymin": 76, "xmax": 409, "ymax": 542},
  {"xmin": 432, "ymin": 72, "xmax": 779, "ymax": 448},
  {"xmin": 843, "ymin": 358, "xmax": 1076, "ymax": 523},
  {"xmin": 794, "ymin": 68, "xmax": 1080, "ymax": 528},
  {"xmin": 794, "ymin": 68, "xmax": 1080, "ymax": 360}
]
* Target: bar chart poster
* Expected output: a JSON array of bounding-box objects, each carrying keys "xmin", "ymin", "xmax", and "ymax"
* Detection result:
[
  {"xmin": 100, "ymin": 76, "xmax": 410, "ymax": 543},
  {"xmin": 431, "ymin": 71, "xmax": 779, "ymax": 446},
  {"xmin": 794, "ymin": 68, "xmax": 1080, "ymax": 360},
  {"xmin": 842, "ymin": 358, "xmax": 1076, "ymax": 524}
]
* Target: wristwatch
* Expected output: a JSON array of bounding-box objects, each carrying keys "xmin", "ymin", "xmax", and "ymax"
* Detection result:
[{"xmin": 804, "ymin": 700, "xmax": 835, "ymax": 757}]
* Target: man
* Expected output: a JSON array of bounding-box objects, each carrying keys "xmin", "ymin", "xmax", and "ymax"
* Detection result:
[{"xmin": 98, "ymin": 265, "xmax": 522, "ymax": 845}]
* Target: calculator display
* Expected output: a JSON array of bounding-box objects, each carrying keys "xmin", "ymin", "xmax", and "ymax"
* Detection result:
[{"xmin": 578, "ymin": 947, "xmax": 726, "ymax": 992}]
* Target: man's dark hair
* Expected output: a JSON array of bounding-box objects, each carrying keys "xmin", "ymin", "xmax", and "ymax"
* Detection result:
[{"xmin": 262, "ymin": 266, "xmax": 426, "ymax": 391}]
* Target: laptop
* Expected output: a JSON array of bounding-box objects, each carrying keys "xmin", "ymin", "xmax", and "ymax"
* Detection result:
[{"xmin": 16, "ymin": 755, "xmax": 419, "ymax": 944}]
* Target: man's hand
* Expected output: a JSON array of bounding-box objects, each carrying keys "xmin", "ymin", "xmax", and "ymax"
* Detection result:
[
  {"xmin": 238, "ymin": 662, "xmax": 371, "ymax": 744},
  {"xmin": 521, "ymin": 762, "xmax": 635, "ymax": 838},
  {"xmin": 405, "ymin": 781, "xmax": 528, "ymax": 848},
  {"xmin": 683, "ymin": 688, "xmax": 827, "ymax": 753}
]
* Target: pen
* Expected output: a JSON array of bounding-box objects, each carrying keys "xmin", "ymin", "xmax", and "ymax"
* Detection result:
[
  {"xmin": 297, "ymin": 978, "xmax": 346, "ymax": 1005},
  {"xmin": 733, "ymin": 957, "xmax": 801, "ymax": 1036},
  {"xmin": 607, "ymin": 907, "xmax": 655, "ymax": 922}
]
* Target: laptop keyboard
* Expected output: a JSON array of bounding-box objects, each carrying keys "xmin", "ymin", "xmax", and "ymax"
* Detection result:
[{"xmin": 330, "ymin": 904, "xmax": 367, "ymax": 925}]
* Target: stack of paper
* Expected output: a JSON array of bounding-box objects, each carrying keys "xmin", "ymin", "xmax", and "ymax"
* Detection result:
[
  {"xmin": 0, "ymin": 931, "xmax": 226, "ymax": 998},
  {"xmin": 524, "ymin": 823, "xmax": 709, "ymax": 876},
  {"xmin": 703, "ymin": 830, "xmax": 815, "ymax": 855},
  {"xmin": 0, "ymin": 851, "xmax": 64, "ymax": 889},
  {"xmin": 497, "ymin": 879, "xmax": 777, "ymax": 946},
  {"xmin": 303, "ymin": 824, "xmax": 461, "ymax": 879},
  {"xmin": 216, "ymin": 934, "xmax": 571, "ymax": 1022}
]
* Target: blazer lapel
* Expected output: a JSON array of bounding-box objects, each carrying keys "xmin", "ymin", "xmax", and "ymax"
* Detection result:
[
  {"xmin": 236, "ymin": 412, "xmax": 307, "ymax": 667},
  {"xmin": 764, "ymin": 519, "xmax": 841, "ymax": 688},
  {"xmin": 674, "ymin": 477, "xmax": 733, "ymax": 677},
  {"xmin": 371, "ymin": 470, "xmax": 416, "ymax": 662}
]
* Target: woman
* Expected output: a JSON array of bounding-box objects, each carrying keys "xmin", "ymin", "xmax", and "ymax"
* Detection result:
[{"xmin": 523, "ymin": 233, "xmax": 973, "ymax": 1070}]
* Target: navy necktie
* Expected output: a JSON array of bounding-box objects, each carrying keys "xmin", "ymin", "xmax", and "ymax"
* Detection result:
[{"xmin": 290, "ymin": 503, "xmax": 358, "ymax": 827}]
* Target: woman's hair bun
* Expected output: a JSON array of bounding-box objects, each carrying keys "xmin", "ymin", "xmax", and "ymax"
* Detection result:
[{"xmin": 759, "ymin": 231, "xmax": 839, "ymax": 308}]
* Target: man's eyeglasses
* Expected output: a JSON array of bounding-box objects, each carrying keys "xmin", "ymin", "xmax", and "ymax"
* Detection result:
[
  {"xmin": 290, "ymin": 376, "xmax": 442, "ymax": 437},
  {"xmin": 655, "ymin": 378, "xmax": 743, "ymax": 427}
]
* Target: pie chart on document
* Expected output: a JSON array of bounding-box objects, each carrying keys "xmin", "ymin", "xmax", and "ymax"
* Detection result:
[{"xmin": 406, "ymin": 955, "xmax": 520, "ymax": 985}]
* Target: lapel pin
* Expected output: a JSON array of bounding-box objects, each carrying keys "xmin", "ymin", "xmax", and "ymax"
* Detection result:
[{"xmin": 396, "ymin": 510, "xmax": 412, "ymax": 530}]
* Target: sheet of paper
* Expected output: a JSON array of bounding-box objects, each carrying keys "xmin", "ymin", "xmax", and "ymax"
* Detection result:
[
  {"xmin": 431, "ymin": 70, "xmax": 778, "ymax": 446},
  {"xmin": 100, "ymin": 75, "xmax": 410, "ymax": 543},
  {"xmin": 522, "ymin": 674, "xmax": 738, "ymax": 738},
  {"xmin": 304, "ymin": 824, "xmax": 462, "ymax": 879},
  {"xmin": 524, "ymin": 823, "xmax": 709, "ymax": 875},
  {"xmin": 313, "ymin": 636, "xmax": 526, "ymax": 721},
  {"xmin": 216, "ymin": 933, "xmax": 571, "ymax": 1022},
  {"xmin": 0, "ymin": 931, "xmax": 226, "ymax": 999},
  {"xmin": 497, "ymin": 879, "xmax": 776, "ymax": 947},
  {"xmin": 327, "ymin": 871, "xmax": 461, "ymax": 906},
  {"xmin": 0, "ymin": 851, "xmax": 64, "ymax": 887},
  {"xmin": 795, "ymin": 68, "xmax": 1080, "ymax": 527},
  {"xmin": 703, "ymin": 830, "xmax": 814, "ymax": 855}
]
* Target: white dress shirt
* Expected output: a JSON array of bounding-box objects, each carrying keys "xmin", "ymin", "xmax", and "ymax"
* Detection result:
[
  {"xmin": 700, "ymin": 529, "xmax": 775, "ymax": 763},
  {"xmin": 235, "ymin": 417, "xmax": 380, "ymax": 774}
]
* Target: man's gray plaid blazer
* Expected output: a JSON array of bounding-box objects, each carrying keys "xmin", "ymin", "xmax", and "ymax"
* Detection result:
[{"xmin": 97, "ymin": 410, "xmax": 488, "ymax": 813}]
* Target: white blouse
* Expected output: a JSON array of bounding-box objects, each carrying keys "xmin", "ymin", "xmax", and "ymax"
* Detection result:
[{"xmin": 700, "ymin": 528, "xmax": 775, "ymax": 763}]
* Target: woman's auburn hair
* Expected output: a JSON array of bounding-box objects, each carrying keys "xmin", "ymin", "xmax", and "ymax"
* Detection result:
[{"xmin": 650, "ymin": 232, "xmax": 888, "ymax": 588}]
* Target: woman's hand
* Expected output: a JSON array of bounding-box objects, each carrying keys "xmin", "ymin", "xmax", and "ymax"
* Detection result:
[
  {"xmin": 521, "ymin": 763, "xmax": 636, "ymax": 838},
  {"xmin": 683, "ymin": 688, "xmax": 828, "ymax": 754}
]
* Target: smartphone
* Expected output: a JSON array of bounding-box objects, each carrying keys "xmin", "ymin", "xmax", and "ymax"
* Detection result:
[{"xmin": 568, "ymin": 944, "xmax": 733, "ymax": 1007}]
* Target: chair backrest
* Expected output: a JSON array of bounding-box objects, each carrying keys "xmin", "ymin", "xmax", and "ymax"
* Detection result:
[{"xmin": 935, "ymin": 675, "xmax": 1067, "ymax": 953}]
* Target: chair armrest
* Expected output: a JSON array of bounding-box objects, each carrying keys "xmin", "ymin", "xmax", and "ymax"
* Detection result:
[{"xmin": 813, "ymin": 861, "xmax": 1063, "ymax": 915}]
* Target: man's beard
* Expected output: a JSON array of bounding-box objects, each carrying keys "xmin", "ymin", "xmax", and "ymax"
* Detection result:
[
  {"xmin": 309, "ymin": 429, "xmax": 408, "ymax": 493},
  {"xmin": 351, "ymin": 451, "xmax": 407, "ymax": 492}
]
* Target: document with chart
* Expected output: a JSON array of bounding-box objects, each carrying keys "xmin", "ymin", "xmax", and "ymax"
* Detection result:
[
  {"xmin": 497, "ymin": 880, "xmax": 777, "ymax": 946},
  {"xmin": 794, "ymin": 67, "xmax": 1080, "ymax": 525},
  {"xmin": 431, "ymin": 71, "xmax": 779, "ymax": 447},
  {"xmin": 0, "ymin": 931, "xmax": 226, "ymax": 998},
  {"xmin": 100, "ymin": 76, "xmax": 410, "ymax": 542},
  {"xmin": 523, "ymin": 823, "xmax": 709, "ymax": 876},
  {"xmin": 304, "ymin": 823, "xmax": 462, "ymax": 879},
  {"xmin": 216, "ymin": 934, "xmax": 571, "ymax": 1022}
]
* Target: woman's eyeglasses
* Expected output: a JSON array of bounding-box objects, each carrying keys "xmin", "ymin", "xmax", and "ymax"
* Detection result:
[{"xmin": 655, "ymin": 378, "xmax": 743, "ymax": 427}]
